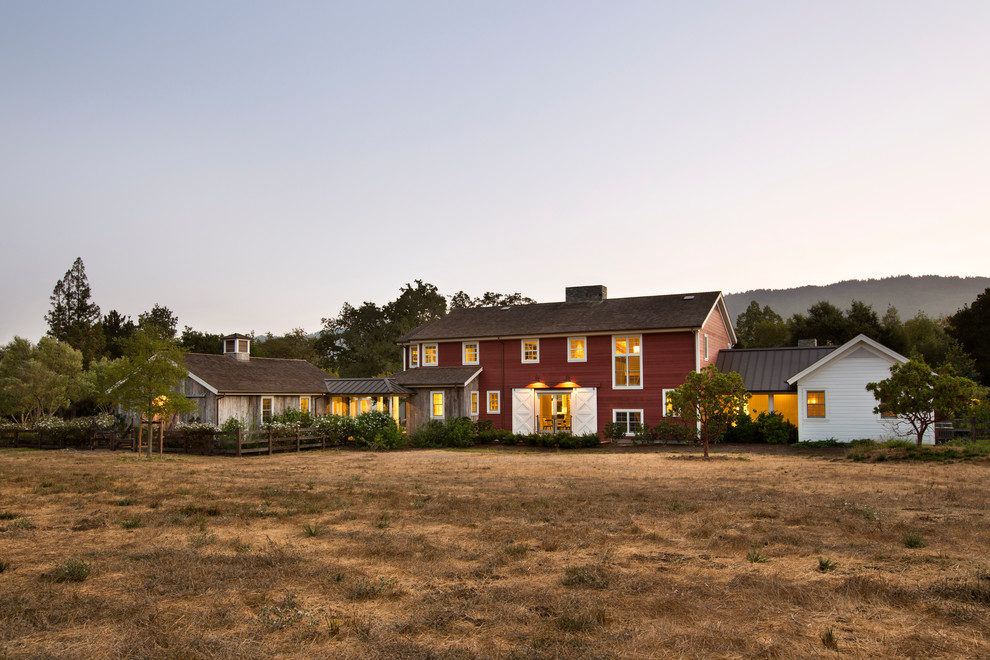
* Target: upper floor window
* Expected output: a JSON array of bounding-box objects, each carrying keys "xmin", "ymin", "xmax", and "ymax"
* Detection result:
[
  {"xmin": 613, "ymin": 335, "xmax": 642, "ymax": 388},
  {"xmin": 522, "ymin": 339, "xmax": 539, "ymax": 363},
  {"xmin": 409, "ymin": 346, "xmax": 419, "ymax": 368},
  {"xmin": 423, "ymin": 343, "xmax": 438, "ymax": 366},
  {"xmin": 807, "ymin": 391, "xmax": 826, "ymax": 418},
  {"xmin": 463, "ymin": 341, "xmax": 479, "ymax": 365},
  {"xmin": 704, "ymin": 334, "xmax": 709, "ymax": 361},
  {"xmin": 568, "ymin": 337, "xmax": 586, "ymax": 362}
]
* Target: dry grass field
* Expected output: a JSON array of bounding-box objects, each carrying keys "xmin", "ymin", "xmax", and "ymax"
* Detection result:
[{"xmin": 1, "ymin": 446, "xmax": 988, "ymax": 659}]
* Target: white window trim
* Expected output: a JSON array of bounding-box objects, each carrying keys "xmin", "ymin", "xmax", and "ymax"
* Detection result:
[
  {"xmin": 661, "ymin": 389, "xmax": 675, "ymax": 417},
  {"xmin": 409, "ymin": 345, "xmax": 419, "ymax": 369},
  {"xmin": 462, "ymin": 341, "xmax": 479, "ymax": 366},
  {"xmin": 470, "ymin": 391, "xmax": 479, "ymax": 415},
  {"xmin": 612, "ymin": 334, "xmax": 644, "ymax": 390},
  {"xmin": 487, "ymin": 390, "xmax": 501, "ymax": 414},
  {"xmin": 422, "ymin": 343, "xmax": 438, "ymax": 367},
  {"xmin": 521, "ymin": 339, "xmax": 540, "ymax": 364},
  {"xmin": 261, "ymin": 396, "xmax": 274, "ymax": 424},
  {"xmin": 613, "ymin": 409, "xmax": 644, "ymax": 437},
  {"xmin": 299, "ymin": 396, "xmax": 311, "ymax": 414},
  {"xmin": 430, "ymin": 391, "xmax": 445, "ymax": 419},
  {"xmin": 704, "ymin": 334, "xmax": 710, "ymax": 361},
  {"xmin": 568, "ymin": 336, "xmax": 587, "ymax": 363},
  {"xmin": 803, "ymin": 388, "xmax": 827, "ymax": 420}
]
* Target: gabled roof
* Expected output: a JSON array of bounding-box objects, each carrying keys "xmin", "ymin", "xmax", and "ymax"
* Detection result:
[
  {"xmin": 184, "ymin": 353, "xmax": 330, "ymax": 395},
  {"xmin": 785, "ymin": 334, "xmax": 908, "ymax": 385},
  {"xmin": 716, "ymin": 345, "xmax": 838, "ymax": 392},
  {"xmin": 392, "ymin": 366, "xmax": 483, "ymax": 388},
  {"xmin": 398, "ymin": 291, "xmax": 729, "ymax": 342},
  {"xmin": 324, "ymin": 377, "xmax": 413, "ymax": 396}
]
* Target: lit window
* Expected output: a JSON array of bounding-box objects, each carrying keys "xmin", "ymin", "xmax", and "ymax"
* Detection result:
[
  {"xmin": 331, "ymin": 397, "xmax": 346, "ymax": 415},
  {"xmin": 409, "ymin": 346, "xmax": 419, "ymax": 368},
  {"xmin": 487, "ymin": 391, "xmax": 500, "ymax": 414},
  {"xmin": 522, "ymin": 339, "xmax": 539, "ymax": 363},
  {"xmin": 423, "ymin": 344, "xmax": 438, "ymax": 366},
  {"xmin": 662, "ymin": 389, "xmax": 676, "ymax": 417},
  {"xmin": 613, "ymin": 410, "xmax": 643, "ymax": 436},
  {"xmin": 568, "ymin": 337, "xmax": 586, "ymax": 362},
  {"xmin": 299, "ymin": 397, "xmax": 310, "ymax": 415},
  {"xmin": 807, "ymin": 391, "xmax": 825, "ymax": 418},
  {"xmin": 463, "ymin": 341, "xmax": 479, "ymax": 365},
  {"xmin": 613, "ymin": 335, "xmax": 642, "ymax": 388},
  {"xmin": 431, "ymin": 391, "xmax": 445, "ymax": 418},
  {"xmin": 470, "ymin": 392, "xmax": 479, "ymax": 415},
  {"xmin": 261, "ymin": 396, "xmax": 273, "ymax": 423}
]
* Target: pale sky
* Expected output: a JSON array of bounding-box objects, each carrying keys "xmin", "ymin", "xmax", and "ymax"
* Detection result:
[{"xmin": 2, "ymin": 1, "xmax": 988, "ymax": 344}]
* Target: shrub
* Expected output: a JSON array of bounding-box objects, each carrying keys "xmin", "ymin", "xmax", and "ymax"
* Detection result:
[
  {"xmin": 352, "ymin": 411, "xmax": 404, "ymax": 450},
  {"xmin": 52, "ymin": 558, "xmax": 91, "ymax": 582},
  {"xmin": 723, "ymin": 411, "xmax": 797, "ymax": 444},
  {"xmin": 409, "ymin": 417, "xmax": 476, "ymax": 448},
  {"xmin": 312, "ymin": 414, "xmax": 357, "ymax": 445},
  {"xmin": 220, "ymin": 417, "xmax": 245, "ymax": 433},
  {"xmin": 174, "ymin": 421, "xmax": 220, "ymax": 438},
  {"xmin": 652, "ymin": 419, "xmax": 698, "ymax": 443}
]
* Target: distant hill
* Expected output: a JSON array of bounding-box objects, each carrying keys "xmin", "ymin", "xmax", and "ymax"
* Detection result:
[{"xmin": 724, "ymin": 276, "xmax": 990, "ymax": 323}]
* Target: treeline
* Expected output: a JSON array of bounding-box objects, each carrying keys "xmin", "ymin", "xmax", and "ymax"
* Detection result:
[{"xmin": 735, "ymin": 291, "xmax": 990, "ymax": 384}]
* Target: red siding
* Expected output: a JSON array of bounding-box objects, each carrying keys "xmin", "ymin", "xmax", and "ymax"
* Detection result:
[{"xmin": 700, "ymin": 304, "xmax": 734, "ymax": 368}]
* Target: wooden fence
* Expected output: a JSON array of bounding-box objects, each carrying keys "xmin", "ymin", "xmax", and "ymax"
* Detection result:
[
  {"xmin": 0, "ymin": 426, "xmax": 340, "ymax": 456},
  {"xmin": 935, "ymin": 418, "xmax": 990, "ymax": 444}
]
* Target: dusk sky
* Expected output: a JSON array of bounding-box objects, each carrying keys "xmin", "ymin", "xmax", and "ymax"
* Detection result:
[{"xmin": 2, "ymin": 2, "xmax": 988, "ymax": 344}]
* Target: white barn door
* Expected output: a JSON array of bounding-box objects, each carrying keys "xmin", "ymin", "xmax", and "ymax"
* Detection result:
[
  {"xmin": 570, "ymin": 387, "xmax": 598, "ymax": 435},
  {"xmin": 512, "ymin": 388, "xmax": 536, "ymax": 434}
]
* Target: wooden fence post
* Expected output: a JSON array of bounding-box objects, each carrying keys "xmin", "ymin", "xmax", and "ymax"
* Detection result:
[
  {"xmin": 236, "ymin": 428, "xmax": 242, "ymax": 457},
  {"xmin": 296, "ymin": 428, "xmax": 300, "ymax": 453},
  {"xmin": 268, "ymin": 428, "xmax": 273, "ymax": 455}
]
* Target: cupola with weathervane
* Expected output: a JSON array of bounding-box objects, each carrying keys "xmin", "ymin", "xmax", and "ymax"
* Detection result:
[{"xmin": 223, "ymin": 333, "xmax": 252, "ymax": 361}]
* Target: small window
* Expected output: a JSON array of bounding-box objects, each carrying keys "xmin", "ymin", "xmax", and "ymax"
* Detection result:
[
  {"xmin": 613, "ymin": 335, "xmax": 642, "ymax": 388},
  {"xmin": 613, "ymin": 410, "xmax": 643, "ymax": 436},
  {"xmin": 704, "ymin": 334, "xmax": 709, "ymax": 361},
  {"xmin": 880, "ymin": 407, "xmax": 897, "ymax": 419},
  {"xmin": 431, "ymin": 391, "xmax": 445, "ymax": 418},
  {"xmin": 299, "ymin": 396, "xmax": 310, "ymax": 415},
  {"xmin": 487, "ymin": 391, "xmax": 500, "ymax": 414},
  {"xmin": 463, "ymin": 341, "xmax": 479, "ymax": 365},
  {"xmin": 807, "ymin": 391, "xmax": 826, "ymax": 418},
  {"xmin": 423, "ymin": 344, "xmax": 438, "ymax": 366},
  {"xmin": 661, "ymin": 389, "xmax": 676, "ymax": 417},
  {"xmin": 568, "ymin": 337, "xmax": 586, "ymax": 362},
  {"xmin": 470, "ymin": 392, "xmax": 479, "ymax": 415},
  {"xmin": 409, "ymin": 346, "xmax": 419, "ymax": 368},
  {"xmin": 522, "ymin": 339, "xmax": 539, "ymax": 363},
  {"xmin": 225, "ymin": 339, "xmax": 236, "ymax": 353},
  {"xmin": 261, "ymin": 396, "xmax": 274, "ymax": 424},
  {"xmin": 238, "ymin": 339, "xmax": 249, "ymax": 353}
]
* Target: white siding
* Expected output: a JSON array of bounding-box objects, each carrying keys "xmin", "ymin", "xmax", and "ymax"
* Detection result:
[{"xmin": 796, "ymin": 345, "xmax": 934, "ymax": 444}]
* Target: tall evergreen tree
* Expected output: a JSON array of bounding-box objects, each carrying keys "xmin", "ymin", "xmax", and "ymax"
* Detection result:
[
  {"xmin": 947, "ymin": 287, "xmax": 990, "ymax": 385},
  {"xmin": 45, "ymin": 258, "xmax": 103, "ymax": 366}
]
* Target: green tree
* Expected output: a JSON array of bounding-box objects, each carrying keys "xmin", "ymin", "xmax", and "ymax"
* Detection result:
[
  {"xmin": 138, "ymin": 304, "xmax": 179, "ymax": 340},
  {"xmin": 252, "ymin": 328, "xmax": 317, "ymax": 362},
  {"xmin": 178, "ymin": 326, "xmax": 224, "ymax": 354},
  {"xmin": 666, "ymin": 365, "xmax": 750, "ymax": 458},
  {"xmin": 947, "ymin": 288, "xmax": 990, "ymax": 384},
  {"xmin": 45, "ymin": 257, "xmax": 104, "ymax": 366},
  {"xmin": 101, "ymin": 310, "xmax": 136, "ymax": 359},
  {"xmin": 735, "ymin": 301, "xmax": 789, "ymax": 347},
  {"xmin": 788, "ymin": 301, "xmax": 849, "ymax": 346},
  {"xmin": 866, "ymin": 358, "xmax": 984, "ymax": 446},
  {"xmin": 83, "ymin": 357, "xmax": 128, "ymax": 415},
  {"xmin": 449, "ymin": 290, "xmax": 536, "ymax": 309},
  {"xmin": 114, "ymin": 329, "xmax": 196, "ymax": 458},
  {"xmin": 879, "ymin": 306, "xmax": 908, "ymax": 355},
  {"xmin": 0, "ymin": 337, "xmax": 85, "ymax": 424}
]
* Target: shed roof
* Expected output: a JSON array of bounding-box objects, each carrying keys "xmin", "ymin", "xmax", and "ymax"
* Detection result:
[
  {"xmin": 715, "ymin": 346, "xmax": 837, "ymax": 393},
  {"xmin": 324, "ymin": 378, "xmax": 413, "ymax": 396},
  {"xmin": 392, "ymin": 366, "xmax": 483, "ymax": 388},
  {"xmin": 398, "ymin": 291, "xmax": 728, "ymax": 342},
  {"xmin": 184, "ymin": 353, "xmax": 330, "ymax": 395}
]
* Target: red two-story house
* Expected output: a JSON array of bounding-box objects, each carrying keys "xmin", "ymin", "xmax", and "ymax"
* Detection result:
[{"xmin": 392, "ymin": 285, "xmax": 736, "ymax": 437}]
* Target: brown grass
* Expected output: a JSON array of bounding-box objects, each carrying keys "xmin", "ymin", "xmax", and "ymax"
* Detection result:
[{"xmin": 1, "ymin": 446, "xmax": 988, "ymax": 658}]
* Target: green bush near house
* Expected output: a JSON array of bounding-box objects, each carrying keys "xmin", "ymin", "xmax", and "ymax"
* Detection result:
[
  {"xmin": 312, "ymin": 414, "xmax": 358, "ymax": 446},
  {"xmin": 352, "ymin": 411, "xmax": 404, "ymax": 450},
  {"xmin": 722, "ymin": 411, "xmax": 798, "ymax": 444}
]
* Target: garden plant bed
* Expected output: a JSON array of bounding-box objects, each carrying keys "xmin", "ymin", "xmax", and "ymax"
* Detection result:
[{"xmin": 1, "ymin": 447, "xmax": 988, "ymax": 658}]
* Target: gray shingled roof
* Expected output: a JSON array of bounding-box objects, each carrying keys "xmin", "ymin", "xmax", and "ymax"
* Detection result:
[
  {"xmin": 324, "ymin": 378, "xmax": 413, "ymax": 396},
  {"xmin": 392, "ymin": 366, "xmax": 483, "ymax": 388},
  {"xmin": 185, "ymin": 353, "xmax": 330, "ymax": 394},
  {"xmin": 398, "ymin": 292, "xmax": 724, "ymax": 342},
  {"xmin": 715, "ymin": 346, "xmax": 837, "ymax": 392}
]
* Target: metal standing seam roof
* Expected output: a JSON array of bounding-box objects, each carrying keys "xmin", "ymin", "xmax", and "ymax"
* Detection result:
[
  {"xmin": 715, "ymin": 346, "xmax": 838, "ymax": 392},
  {"xmin": 323, "ymin": 378, "xmax": 414, "ymax": 396},
  {"xmin": 397, "ymin": 291, "xmax": 725, "ymax": 342},
  {"xmin": 392, "ymin": 366, "xmax": 483, "ymax": 388}
]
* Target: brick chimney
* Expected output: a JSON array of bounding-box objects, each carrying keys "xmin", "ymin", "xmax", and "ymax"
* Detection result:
[{"xmin": 565, "ymin": 285, "xmax": 607, "ymax": 303}]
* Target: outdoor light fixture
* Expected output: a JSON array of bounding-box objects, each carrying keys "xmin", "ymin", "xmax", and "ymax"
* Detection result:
[
  {"xmin": 526, "ymin": 378, "xmax": 548, "ymax": 388},
  {"xmin": 553, "ymin": 378, "xmax": 580, "ymax": 389}
]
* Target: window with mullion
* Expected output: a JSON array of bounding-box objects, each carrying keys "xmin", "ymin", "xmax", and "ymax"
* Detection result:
[{"xmin": 613, "ymin": 335, "xmax": 642, "ymax": 388}]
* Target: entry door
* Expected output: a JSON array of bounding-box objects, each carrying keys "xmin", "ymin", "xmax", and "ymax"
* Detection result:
[{"xmin": 538, "ymin": 393, "xmax": 571, "ymax": 432}]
